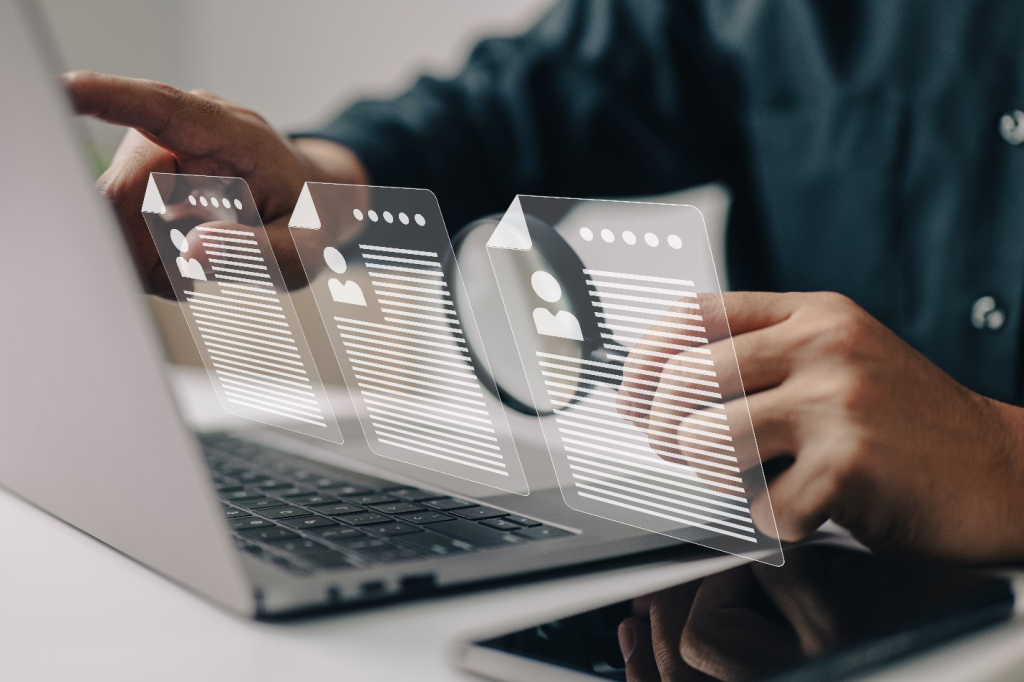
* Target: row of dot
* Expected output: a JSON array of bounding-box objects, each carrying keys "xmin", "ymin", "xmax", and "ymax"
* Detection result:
[
  {"xmin": 353, "ymin": 208, "xmax": 426, "ymax": 226},
  {"xmin": 188, "ymin": 195, "xmax": 243, "ymax": 211},
  {"xmin": 580, "ymin": 227, "xmax": 682, "ymax": 249}
]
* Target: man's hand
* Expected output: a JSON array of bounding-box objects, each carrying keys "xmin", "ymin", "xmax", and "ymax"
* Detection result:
[
  {"xmin": 62, "ymin": 71, "xmax": 368, "ymax": 297},
  {"xmin": 617, "ymin": 291, "xmax": 1024, "ymax": 562}
]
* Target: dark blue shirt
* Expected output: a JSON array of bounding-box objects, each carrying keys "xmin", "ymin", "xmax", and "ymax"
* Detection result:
[{"xmin": 303, "ymin": 0, "xmax": 1024, "ymax": 404}]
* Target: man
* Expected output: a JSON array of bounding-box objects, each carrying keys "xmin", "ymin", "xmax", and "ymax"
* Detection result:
[{"xmin": 63, "ymin": 0, "xmax": 1024, "ymax": 564}]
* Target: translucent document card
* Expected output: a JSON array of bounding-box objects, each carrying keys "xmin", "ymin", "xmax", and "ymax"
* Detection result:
[
  {"xmin": 141, "ymin": 173, "xmax": 344, "ymax": 444},
  {"xmin": 288, "ymin": 183, "xmax": 529, "ymax": 495},
  {"xmin": 485, "ymin": 196, "xmax": 782, "ymax": 564}
]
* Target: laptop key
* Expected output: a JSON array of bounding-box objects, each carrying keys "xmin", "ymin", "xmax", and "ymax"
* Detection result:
[
  {"xmin": 339, "ymin": 512, "xmax": 391, "ymax": 526},
  {"xmin": 303, "ymin": 550, "xmax": 359, "ymax": 569},
  {"xmin": 398, "ymin": 530, "xmax": 476, "ymax": 555},
  {"xmin": 286, "ymin": 493, "xmax": 339, "ymax": 505},
  {"xmin": 342, "ymin": 493, "xmax": 398, "ymax": 506},
  {"xmin": 257, "ymin": 506, "xmax": 311, "ymax": 520},
  {"xmin": 275, "ymin": 539, "xmax": 330, "ymax": 556},
  {"xmin": 384, "ymin": 487, "xmax": 446, "ymax": 502},
  {"xmin": 480, "ymin": 518, "xmax": 521, "ymax": 531},
  {"xmin": 237, "ymin": 497, "xmax": 287, "ymax": 510},
  {"xmin": 513, "ymin": 526, "xmax": 574, "ymax": 541},
  {"xmin": 238, "ymin": 527, "xmax": 299, "ymax": 543},
  {"xmin": 505, "ymin": 515, "xmax": 542, "ymax": 528},
  {"xmin": 450, "ymin": 506, "xmax": 507, "ymax": 521},
  {"xmin": 339, "ymin": 538, "xmax": 419, "ymax": 562},
  {"xmin": 224, "ymin": 508, "xmax": 251, "ymax": 520},
  {"xmin": 363, "ymin": 522, "xmax": 423, "ymax": 537},
  {"xmin": 430, "ymin": 519, "xmax": 528, "ymax": 548},
  {"xmin": 310, "ymin": 526, "xmax": 366, "ymax": 542},
  {"xmin": 279, "ymin": 515, "xmax": 338, "ymax": 530},
  {"xmin": 257, "ymin": 480, "xmax": 300, "ymax": 491},
  {"xmin": 221, "ymin": 490, "xmax": 263, "ymax": 502},
  {"xmin": 229, "ymin": 517, "xmax": 274, "ymax": 531},
  {"xmin": 368, "ymin": 502, "xmax": 423, "ymax": 515},
  {"xmin": 397, "ymin": 511, "xmax": 453, "ymax": 525},
  {"xmin": 422, "ymin": 498, "xmax": 477, "ymax": 511},
  {"xmin": 309, "ymin": 502, "xmax": 364, "ymax": 516}
]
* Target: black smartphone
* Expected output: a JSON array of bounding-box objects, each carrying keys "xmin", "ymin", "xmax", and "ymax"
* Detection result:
[{"xmin": 457, "ymin": 545, "xmax": 1014, "ymax": 681}]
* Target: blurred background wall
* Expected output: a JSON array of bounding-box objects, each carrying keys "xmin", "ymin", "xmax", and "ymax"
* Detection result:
[
  {"xmin": 40, "ymin": 0, "xmax": 555, "ymax": 165},
  {"xmin": 39, "ymin": 0, "xmax": 729, "ymax": 380}
]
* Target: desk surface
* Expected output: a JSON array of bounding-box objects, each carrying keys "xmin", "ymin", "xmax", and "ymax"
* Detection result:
[{"xmin": 3, "ymin": 371, "xmax": 1024, "ymax": 681}]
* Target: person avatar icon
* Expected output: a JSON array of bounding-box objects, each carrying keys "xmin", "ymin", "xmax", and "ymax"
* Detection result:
[
  {"xmin": 323, "ymin": 246, "xmax": 367, "ymax": 306},
  {"xmin": 531, "ymin": 270, "xmax": 583, "ymax": 341},
  {"xmin": 171, "ymin": 228, "xmax": 206, "ymax": 281}
]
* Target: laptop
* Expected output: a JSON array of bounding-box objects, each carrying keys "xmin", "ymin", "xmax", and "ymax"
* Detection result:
[{"xmin": 0, "ymin": 0, "xmax": 684, "ymax": 617}]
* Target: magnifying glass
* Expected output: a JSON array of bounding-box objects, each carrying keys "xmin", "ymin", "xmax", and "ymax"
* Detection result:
[{"xmin": 445, "ymin": 214, "xmax": 623, "ymax": 416}]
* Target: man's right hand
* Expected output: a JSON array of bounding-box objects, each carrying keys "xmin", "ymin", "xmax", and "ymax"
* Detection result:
[{"xmin": 62, "ymin": 71, "xmax": 368, "ymax": 297}]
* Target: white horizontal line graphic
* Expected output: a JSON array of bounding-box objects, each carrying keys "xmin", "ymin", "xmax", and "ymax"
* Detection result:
[
  {"xmin": 362, "ymin": 253, "xmax": 441, "ymax": 268},
  {"xmin": 571, "ymin": 471, "xmax": 752, "ymax": 527},
  {"xmin": 211, "ymin": 266, "xmax": 270, "ymax": 279},
  {"xmin": 369, "ymin": 414, "xmax": 500, "ymax": 450},
  {"xmin": 564, "ymin": 457, "xmax": 749, "ymax": 512},
  {"xmin": 194, "ymin": 319, "xmax": 296, "ymax": 346},
  {"xmin": 377, "ymin": 438, "xmax": 508, "ymax": 476},
  {"xmin": 208, "ymin": 258, "xmax": 268, "ymax": 271},
  {"xmin": 586, "ymin": 280, "xmax": 696, "ymax": 299},
  {"xmin": 366, "ymin": 405, "xmax": 499, "ymax": 442},
  {"xmin": 366, "ymin": 263, "xmax": 444, "ymax": 277},
  {"xmin": 337, "ymin": 332, "xmax": 467, "ymax": 363},
  {"xmin": 582, "ymin": 270, "xmax": 695, "ymax": 288},
  {"xmin": 205, "ymin": 250, "xmax": 264, "ymax": 262},
  {"xmin": 362, "ymin": 397, "xmax": 495, "ymax": 433},
  {"xmin": 336, "ymin": 317, "xmax": 464, "ymax": 344},
  {"xmin": 360, "ymin": 391, "xmax": 494, "ymax": 426},
  {"xmin": 195, "ymin": 226, "xmax": 255, "ymax": 237},
  {"xmin": 207, "ymin": 354, "xmax": 309, "ymax": 380},
  {"xmin": 595, "ymin": 301, "xmax": 702, "ymax": 321},
  {"xmin": 341, "ymin": 341, "xmax": 472, "ymax": 371},
  {"xmin": 563, "ymin": 445, "xmax": 747, "ymax": 497},
  {"xmin": 203, "ymin": 338, "xmax": 302, "ymax": 362},
  {"xmin": 225, "ymin": 397, "xmax": 327, "ymax": 427},
  {"xmin": 575, "ymin": 485, "xmax": 755, "ymax": 540},
  {"xmin": 385, "ymin": 316, "xmax": 462, "ymax": 335},
  {"xmin": 359, "ymin": 244, "xmax": 438, "ymax": 258},
  {"xmin": 185, "ymin": 290, "xmax": 283, "ymax": 312}
]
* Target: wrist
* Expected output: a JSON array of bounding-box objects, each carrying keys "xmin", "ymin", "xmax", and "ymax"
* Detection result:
[
  {"xmin": 293, "ymin": 137, "xmax": 370, "ymax": 186},
  {"xmin": 981, "ymin": 396, "xmax": 1024, "ymax": 556}
]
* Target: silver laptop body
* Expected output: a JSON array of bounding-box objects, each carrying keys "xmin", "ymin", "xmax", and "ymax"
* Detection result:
[{"xmin": 0, "ymin": 0, "xmax": 681, "ymax": 617}]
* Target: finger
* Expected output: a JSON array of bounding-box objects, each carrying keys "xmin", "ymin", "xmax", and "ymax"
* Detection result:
[
  {"xmin": 681, "ymin": 567, "xmax": 801, "ymax": 679},
  {"xmin": 720, "ymin": 389, "xmax": 797, "ymax": 472},
  {"xmin": 62, "ymin": 71, "xmax": 231, "ymax": 156},
  {"xmin": 98, "ymin": 129, "xmax": 178, "ymax": 296},
  {"xmin": 182, "ymin": 214, "xmax": 354, "ymax": 292},
  {"xmin": 750, "ymin": 548, "xmax": 844, "ymax": 655},
  {"xmin": 703, "ymin": 326, "xmax": 796, "ymax": 403},
  {"xmin": 649, "ymin": 584, "xmax": 712, "ymax": 681},
  {"xmin": 618, "ymin": 292, "xmax": 801, "ymax": 420},
  {"xmin": 750, "ymin": 457, "xmax": 832, "ymax": 541},
  {"xmin": 621, "ymin": 617, "xmax": 661, "ymax": 682}
]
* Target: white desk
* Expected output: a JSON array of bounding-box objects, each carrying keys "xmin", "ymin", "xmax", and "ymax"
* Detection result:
[{"xmin": 2, "ymin": 372, "xmax": 1024, "ymax": 681}]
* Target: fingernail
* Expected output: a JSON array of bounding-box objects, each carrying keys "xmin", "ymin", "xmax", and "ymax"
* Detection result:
[{"xmin": 618, "ymin": 623, "xmax": 635, "ymax": 662}]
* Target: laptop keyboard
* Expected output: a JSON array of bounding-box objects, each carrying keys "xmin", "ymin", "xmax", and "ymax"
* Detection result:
[{"xmin": 200, "ymin": 433, "xmax": 571, "ymax": 574}]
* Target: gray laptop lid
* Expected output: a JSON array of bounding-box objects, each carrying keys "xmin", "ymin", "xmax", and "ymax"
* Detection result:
[{"xmin": 0, "ymin": 0, "xmax": 253, "ymax": 615}]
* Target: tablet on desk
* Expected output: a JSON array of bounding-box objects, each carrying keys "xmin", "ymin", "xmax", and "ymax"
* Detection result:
[{"xmin": 456, "ymin": 545, "xmax": 1014, "ymax": 682}]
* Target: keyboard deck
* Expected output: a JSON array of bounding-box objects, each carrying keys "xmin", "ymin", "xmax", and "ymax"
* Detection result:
[{"xmin": 201, "ymin": 434, "xmax": 571, "ymax": 574}]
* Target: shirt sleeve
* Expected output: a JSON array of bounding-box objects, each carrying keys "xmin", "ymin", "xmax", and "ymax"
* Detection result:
[{"xmin": 296, "ymin": 0, "xmax": 731, "ymax": 231}]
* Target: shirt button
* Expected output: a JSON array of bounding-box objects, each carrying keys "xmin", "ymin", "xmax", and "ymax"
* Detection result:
[
  {"xmin": 999, "ymin": 110, "xmax": 1024, "ymax": 144},
  {"xmin": 971, "ymin": 296, "xmax": 1006, "ymax": 331}
]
